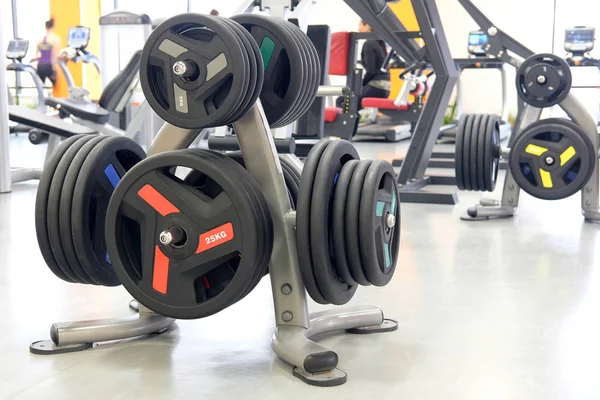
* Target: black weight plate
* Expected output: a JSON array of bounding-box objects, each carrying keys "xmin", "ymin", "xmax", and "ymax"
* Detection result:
[
  {"xmin": 59, "ymin": 136, "xmax": 109, "ymax": 286},
  {"xmin": 189, "ymin": 149, "xmax": 273, "ymax": 300},
  {"xmin": 286, "ymin": 21, "xmax": 320, "ymax": 125},
  {"xmin": 280, "ymin": 157, "xmax": 301, "ymax": 186},
  {"xmin": 466, "ymin": 114, "xmax": 482, "ymax": 191},
  {"xmin": 217, "ymin": 17, "xmax": 258, "ymax": 124},
  {"xmin": 275, "ymin": 19, "xmax": 311, "ymax": 127},
  {"xmin": 231, "ymin": 14, "xmax": 304, "ymax": 128},
  {"xmin": 35, "ymin": 134, "xmax": 88, "ymax": 283},
  {"xmin": 483, "ymin": 115, "xmax": 501, "ymax": 192},
  {"xmin": 279, "ymin": 160, "xmax": 300, "ymax": 208},
  {"xmin": 296, "ymin": 139, "xmax": 332, "ymax": 304},
  {"xmin": 71, "ymin": 137, "xmax": 147, "ymax": 287},
  {"xmin": 469, "ymin": 114, "xmax": 484, "ymax": 191},
  {"xmin": 359, "ymin": 161, "xmax": 400, "ymax": 287},
  {"xmin": 476, "ymin": 115, "xmax": 489, "ymax": 191},
  {"xmin": 140, "ymin": 14, "xmax": 249, "ymax": 129},
  {"xmin": 106, "ymin": 150, "xmax": 271, "ymax": 319},
  {"xmin": 508, "ymin": 118, "xmax": 595, "ymax": 200},
  {"xmin": 179, "ymin": 149, "xmax": 271, "ymax": 293},
  {"xmin": 516, "ymin": 53, "xmax": 572, "ymax": 108},
  {"xmin": 454, "ymin": 114, "xmax": 468, "ymax": 190},
  {"xmin": 223, "ymin": 19, "xmax": 265, "ymax": 120},
  {"xmin": 345, "ymin": 160, "xmax": 373, "ymax": 286},
  {"xmin": 311, "ymin": 140, "xmax": 360, "ymax": 305},
  {"xmin": 461, "ymin": 114, "xmax": 476, "ymax": 190},
  {"xmin": 46, "ymin": 135, "xmax": 100, "ymax": 284},
  {"xmin": 332, "ymin": 160, "xmax": 360, "ymax": 286}
]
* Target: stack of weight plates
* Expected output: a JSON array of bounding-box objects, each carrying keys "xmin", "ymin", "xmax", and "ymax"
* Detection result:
[{"xmin": 296, "ymin": 139, "xmax": 401, "ymax": 305}]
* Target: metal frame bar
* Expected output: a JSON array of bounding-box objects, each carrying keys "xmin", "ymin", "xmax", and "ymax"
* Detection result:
[{"xmin": 0, "ymin": 13, "xmax": 12, "ymax": 193}]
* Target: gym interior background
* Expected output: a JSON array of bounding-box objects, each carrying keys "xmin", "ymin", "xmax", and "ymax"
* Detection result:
[{"xmin": 3, "ymin": 0, "xmax": 600, "ymax": 399}]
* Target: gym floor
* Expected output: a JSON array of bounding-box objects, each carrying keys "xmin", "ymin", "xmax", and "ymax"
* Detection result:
[{"xmin": 2, "ymin": 135, "xmax": 600, "ymax": 399}]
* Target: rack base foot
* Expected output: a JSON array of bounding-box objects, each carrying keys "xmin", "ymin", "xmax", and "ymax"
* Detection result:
[
  {"xmin": 30, "ymin": 340, "xmax": 93, "ymax": 355},
  {"xmin": 292, "ymin": 367, "xmax": 347, "ymax": 387},
  {"xmin": 346, "ymin": 318, "xmax": 398, "ymax": 334}
]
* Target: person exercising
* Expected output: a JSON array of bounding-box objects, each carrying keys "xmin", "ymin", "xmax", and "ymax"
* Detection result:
[
  {"xmin": 35, "ymin": 18, "xmax": 61, "ymax": 87},
  {"xmin": 337, "ymin": 20, "xmax": 390, "ymax": 111},
  {"xmin": 357, "ymin": 20, "xmax": 390, "ymax": 102}
]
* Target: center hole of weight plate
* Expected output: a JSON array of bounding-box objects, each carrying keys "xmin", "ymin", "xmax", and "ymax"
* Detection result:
[
  {"xmin": 173, "ymin": 60, "xmax": 200, "ymax": 82},
  {"xmin": 160, "ymin": 226, "xmax": 188, "ymax": 248}
]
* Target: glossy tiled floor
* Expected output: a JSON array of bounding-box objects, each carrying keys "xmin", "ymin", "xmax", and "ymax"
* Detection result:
[{"xmin": 2, "ymin": 135, "xmax": 600, "ymax": 399}]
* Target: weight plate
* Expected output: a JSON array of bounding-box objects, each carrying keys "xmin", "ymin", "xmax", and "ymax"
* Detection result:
[
  {"xmin": 140, "ymin": 14, "xmax": 250, "ymax": 129},
  {"xmin": 483, "ymin": 115, "xmax": 501, "ymax": 192},
  {"xmin": 106, "ymin": 150, "xmax": 272, "ymax": 319},
  {"xmin": 455, "ymin": 114, "xmax": 468, "ymax": 190},
  {"xmin": 35, "ymin": 134, "xmax": 88, "ymax": 283},
  {"xmin": 217, "ymin": 17, "xmax": 260, "ymax": 124},
  {"xmin": 224, "ymin": 19, "xmax": 265, "ymax": 120},
  {"xmin": 359, "ymin": 160, "xmax": 400, "ymax": 287},
  {"xmin": 345, "ymin": 160, "xmax": 373, "ymax": 286},
  {"xmin": 516, "ymin": 53, "xmax": 572, "ymax": 108},
  {"xmin": 71, "ymin": 137, "xmax": 146, "ymax": 287},
  {"xmin": 290, "ymin": 22, "xmax": 321, "ymax": 124},
  {"xmin": 279, "ymin": 159, "xmax": 300, "ymax": 208},
  {"xmin": 275, "ymin": 19, "xmax": 312, "ymax": 127},
  {"xmin": 231, "ymin": 14, "xmax": 304, "ymax": 128},
  {"xmin": 476, "ymin": 115, "xmax": 489, "ymax": 191},
  {"xmin": 461, "ymin": 114, "xmax": 476, "ymax": 190},
  {"xmin": 332, "ymin": 160, "xmax": 360, "ymax": 286},
  {"xmin": 46, "ymin": 135, "xmax": 100, "ymax": 284},
  {"xmin": 189, "ymin": 149, "xmax": 273, "ymax": 298},
  {"xmin": 59, "ymin": 136, "xmax": 109, "ymax": 285},
  {"xmin": 310, "ymin": 140, "xmax": 360, "ymax": 305},
  {"xmin": 296, "ymin": 139, "xmax": 331, "ymax": 304},
  {"xmin": 508, "ymin": 118, "xmax": 595, "ymax": 200},
  {"xmin": 469, "ymin": 114, "xmax": 483, "ymax": 191}
]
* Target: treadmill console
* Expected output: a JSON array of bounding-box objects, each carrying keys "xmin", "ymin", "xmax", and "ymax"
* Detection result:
[
  {"xmin": 6, "ymin": 39, "xmax": 29, "ymax": 61},
  {"xmin": 565, "ymin": 26, "xmax": 595, "ymax": 54},
  {"xmin": 67, "ymin": 26, "xmax": 91, "ymax": 49},
  {"xmin": 468, "ymin": 31, "xmax": 488, "ymax": 57}
]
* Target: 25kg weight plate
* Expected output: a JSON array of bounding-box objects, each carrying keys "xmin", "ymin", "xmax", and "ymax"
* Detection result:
[
  {"xmin": 106, "ymin": 150, "xmax": 273, "ymax": 319},
  {"xmin": 468, "ymin": 114, "xmax": 483, "ymax": 191},
  {"xmin": 359, "ymin": 161, "xmax": 400, "ymax": 287},
  {"xmin": 509, "ymin": 118, "xmax": 595, "ymax": 200}
]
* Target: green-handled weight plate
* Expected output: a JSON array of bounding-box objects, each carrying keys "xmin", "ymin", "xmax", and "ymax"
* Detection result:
[
  {"xmin": 359, "ymin": 161, "xmax": 400, "ymax": 287},
  {"xmin": 310, "ymin": 140, "xmax": 359, "ymax": 305}
]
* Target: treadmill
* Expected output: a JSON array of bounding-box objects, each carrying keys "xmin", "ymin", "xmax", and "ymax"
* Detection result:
[{"xmin": 442, "ymin": 30, "xmax": 512, "ymax": 142}]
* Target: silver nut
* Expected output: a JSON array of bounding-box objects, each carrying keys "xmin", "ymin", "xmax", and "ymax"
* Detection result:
[
  {"xmin": 508, "ymin": 198, "xmax": 514, "ymax": 204},
  {"xmin": 586, "ymin": 201, "xmax": 592, "ymax": 207},
  {"xmin": 173, "ymin": 61, "xmax": 187, "ymax": 76},
  {"xmin": 508, "ymin": 184, "xmax": 514, "ymax": 190},
  {"xmin": 159, "ymin": 231, "xmax": 173, "ymax": 245},
  {"xmin": 586, "ymin": 186, "xmax": 593, "ymax": 193},
  {"xmin": 386, "ymin": 214, "xmax": 396, "ymax": 229},
  {"xmin": 488, "ymin": 26, "xmax": 498, "ymax": 36},
  {"xmin": 545, "ymin": 156, "xmax": 554, "ymax": 165},
  {"xmin": 537, "ymin": 75, "xmax": 547, "ymax": 84}
]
